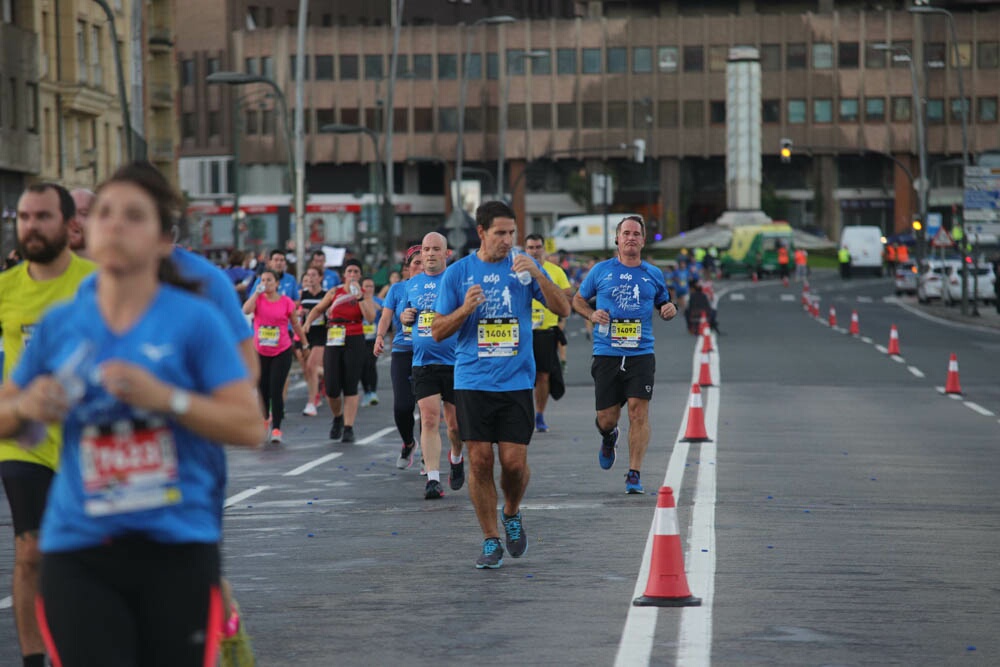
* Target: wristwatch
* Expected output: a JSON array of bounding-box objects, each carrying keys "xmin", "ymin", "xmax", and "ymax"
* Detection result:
[{"xmin": 169, "ymin": 389, "xmax": 191, "ymax": 416}]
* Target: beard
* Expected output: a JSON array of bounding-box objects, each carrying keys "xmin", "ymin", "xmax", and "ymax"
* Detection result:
[{"xmin": 18, "ymin": 227, "xmax": 69, "ymax": 264}]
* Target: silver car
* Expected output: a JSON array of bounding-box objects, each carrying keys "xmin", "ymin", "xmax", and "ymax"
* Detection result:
[
  {"xmin": 916, "ymin": 259, "xmax": 961, "ymax": 303},
  {"xmin": 942, "ymin": 264, "xmax": 997, "ymax": 306},
  {"xmin": 894, "ymin": 260, "xmax": 918, "ymax": 296}
]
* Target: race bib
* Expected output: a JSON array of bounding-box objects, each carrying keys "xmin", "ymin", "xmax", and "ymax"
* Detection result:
[
  {"xmin": 417, "ymin": 311, "xmax": 435, "ymax": 338},
  {"xmin": 531, "ymin": 304, "xmax": 545, "ymax": 329},
  {"xmin": 257, "ymin": 325, "xmax": 280, "ymax": 347},
  {"xmin": 610, "ymin": 318, "xmax": 641, "ymax": 349},
  {"xmin": 477, "ymin": 318, "xmax": 519, "ymax": 357},
  {"xmin": 80, "ymin": 418, "xmax": 182, "ymax": 517},
  {"xmin": 402, "ymin": 324, "xmax": 413, "ymax": 336},
  {"xmin": 326, "ymin": 325, "xmax": 346, "ymax": 347},
  {"xmin": 362, "ymin": 323, "xmax": 376, "ymax": 340}
]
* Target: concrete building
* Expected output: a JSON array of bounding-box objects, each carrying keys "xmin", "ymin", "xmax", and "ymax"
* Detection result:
[{"xmin": 176, "ymin": 0, "xmax": 1000, "ymax": 257}]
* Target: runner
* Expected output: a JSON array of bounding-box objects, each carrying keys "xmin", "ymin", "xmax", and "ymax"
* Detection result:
[
  {"xmin": 405, "ymin": 232, "xmax": 463, "ymax": 500},
  {"xmin": 0, "ymin": 182, "xmax": 95, "ymax": 667},
  {"xmin": 299, "ymin": 266, "xmax": 327, "ymax": 416},
  {"xmin": 431, "ymin": 201, "xmax": 570, "ymax": 568},
  {"xmin": 572, "ymin": 215, "xmax": 677, "ymax": 495},
  {"xmin": 249, "ymin": 249, "xmax": 299, "ymax": 299},
  {"xmin": 308, "ymin": 248, "xmax": 342, "ymax": 291},
  {"xmin": 374, "ymin": 247, "xmax": 422, "ymax": 469},
  {"xmin": 303, "ymin": 259, "xmax": 376, "ymax": 443},
  {"xmin": 359, "ymin": 277, "xmax": 382, "ymax": 407},
  {"xmin": 243, "ymin": 269, "xmax": 309, "ymax": 443},
  {"xmin": 0, "ymin": 161, "xmax": 261, "ymax": 665}
]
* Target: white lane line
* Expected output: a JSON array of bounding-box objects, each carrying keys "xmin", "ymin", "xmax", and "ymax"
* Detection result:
[
  {"xmin": 857, "ymin": 296, "xmax": 873, "ymax": 303},
  {"xmin": 935, "ymin": 387, "xmax": 964, "ymax": 400},
  {"xmin": 832, "ymin": 326, "xmax": 847, "ymax": 334},
  {"xmin": 891, "ymin": 355, "xmax": 905, "ymax": 364},
  {"xmin": 729, "ymin": 293, "xmax": 745, "ymax": 301},
  {"xmin": 908, "ymin": 366, "xmax": 925, "ymax": 378},
  {"xmin": 860, "ymin": 336, "xmax": 873, "ymax": 344},
  {"xmin": 964, "ymin": 402, "xmax": 995, "ymax": 417},
  {"xmin": 779, "ymin": 294, "xmax": 795, "ymax": 302},
  {"xmin": 874, "ymin": 344, "xmax": 888, "ymax": 354},
  {"xmin": 283, "ymin": 426, "xmax": 396, "ymax": 476},
  {"xmin": 0, "ymin": 595, "xmax": 11, "ymax": 610},
  {"xmin": 224, "ymin": 485, "xmax": 270, "ymax": 508}
]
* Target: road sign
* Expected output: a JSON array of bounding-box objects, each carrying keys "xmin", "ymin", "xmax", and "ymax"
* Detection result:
[
  {"xmin": 963, "ymin": 166, "xmax": 1000, "ymax": 223},
  {"xmin": 925, "ymin": 212, "xmax": 942, "ymax": 240},
  {"xmin": 930, "ymin": 227, "xmax": 953, "ymax": 248}
]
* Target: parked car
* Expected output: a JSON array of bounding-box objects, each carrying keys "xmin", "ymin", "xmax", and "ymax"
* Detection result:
[
  {"xmin": 942, "ymin": 263, "xmax": 997, "ymax": 306},
  {"xmin": 894, "ymin": 260, "xmax": 918, "ymax": 296},
  {"xmin": 916, "ymin": 259, "xmax": 961, "ymax": 303}
]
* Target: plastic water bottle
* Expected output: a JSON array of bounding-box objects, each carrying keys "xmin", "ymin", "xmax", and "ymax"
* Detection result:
[
  {"xmin": 349, "ymin": 282, "xmax": 361, "ymax": 297},
  {"xmin": 511, "ymin": 249, "xmax": 532, "ymax": 285},
  {"xmin": 596, "ymin": 320, "xmax": 609, "ymax": 337}
]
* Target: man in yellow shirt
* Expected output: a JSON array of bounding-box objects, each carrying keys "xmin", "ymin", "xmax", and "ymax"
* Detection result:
[
  {"xmin": 0, "ymin": 183, "xmax": 95, "ymax": 667},
  {"xmin": 525, "ymin": 234, "xmax": 573, "ymax": 432}
]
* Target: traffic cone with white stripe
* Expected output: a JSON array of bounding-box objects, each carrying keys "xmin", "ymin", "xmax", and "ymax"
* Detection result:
[
  {"xmin": 681, "ymin": 384, "xmax": 712, "ymax": 443},
  {"xmin": 633, "ymin": 486, "xmax": 702, "ymax": 607},
  {"xmin": 944, "ymin": 353, "xmax": 962, "ymax": 395},
  {"xmin": 828, "ymin": 305, "xmax": 837, "ymax": 327},
  {"xmin": 849, "ymin": 310, "xmax": 860, "ymax": 336},
  {"xmin": 698, "ymin": 353, "xmax": 714, "ymax": 387},
  {"xmin": 887, "ymin": 325, "xmax": 901, "ymax": 356},
  {"xmin": 701, "ymin": 321, "xmax": 714, "ymax": 353},
  {"xmin": 801, "ymin": 284, "xmax": 810, "ymax": 308}
]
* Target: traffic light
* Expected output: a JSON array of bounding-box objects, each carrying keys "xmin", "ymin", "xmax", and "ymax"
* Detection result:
[
  {"xmin": 912, "ymin": 218, "xmax": 924, "ymax": 244},
  {"xmin": 780, "ymin": 138, "xmax": 792, "ymax": 163},
  {"xmin": 633, "ymin": 138, "xmax": 646, "ymax": 163}
]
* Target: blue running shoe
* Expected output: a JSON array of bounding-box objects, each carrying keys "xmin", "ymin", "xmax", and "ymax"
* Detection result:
[
  {"xmin": 625, "ymin": 470, "xmax": 644, "ymax": 494},
  {"xmin": 599, "ymin": 426, "xmax": 619, "ymax": 470},
  {"xmin": 535, "ymin": 413, "xmax": 549, "ymax": 433},
  {"xmin": 476, "ymin": 538, "xmax": 504, "ymax": 569},
  {"xmin": 502, "ymin": 511, "xmax": 527, "ymax": 558}
]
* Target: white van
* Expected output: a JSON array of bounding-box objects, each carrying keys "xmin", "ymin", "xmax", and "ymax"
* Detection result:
[
  {"xmin": 550, "ymin": 214, "xmax": 640, "ymax": 253},
  {"xmin": 839, "ymin": 225, "xmax": 884, "ymax": 276}
]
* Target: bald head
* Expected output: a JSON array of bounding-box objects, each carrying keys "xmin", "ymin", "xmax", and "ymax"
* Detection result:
[
  {"xmin": 421, "ymin": 232, "xmax": 448, "ymax": 275},
  {"xmin": 69, "ymin": 188, "xmax": 94, "ymax": 253}
]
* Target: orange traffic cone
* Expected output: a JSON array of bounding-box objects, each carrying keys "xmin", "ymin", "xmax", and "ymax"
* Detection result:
[
  {"xmin": 701, "ymin": 324, "xmax": 714, "ymax": 353},
  {"xmin": 698, "ymin": 353, "xmax": 714, "ymax": 387},
  {"xmin": 944, "ymin": 353, "xmax": 962, "ymax": 394},
  {"xmin": 812, "ymin": 300, "xmax": 820, "ymax": 318},
  {"xmin": 633, "ymin": 487, "xmax": 702, "ymax": 607},
  {"xmin": 887, "ymin": 325, "xmax": 901, "ymax": 356},
  {"xmin": 751, "ymin": 271, "xmax": 759, "ymax": 283},
  {"xmin": 849, "ymin": 310, "xmax": 860, "ymax": 336},
  {"xmin": 681, "ymin": 384, "xmax": 712, "ymax": 442},
  {"xmin": 828, "ymin": 305, "xmax": 837, "ymax": 327}
]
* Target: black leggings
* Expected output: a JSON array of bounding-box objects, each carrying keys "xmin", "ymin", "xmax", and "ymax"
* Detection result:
[
  {"xmin": 361, "ymin": 339, "xmax": 378, "ymax": 393},
  {"xmin": 391, "ymin": 351, "xmax": 416, "ymax": 446},
  {"xmin": 259, "ymin": 347, "xmax": 293, "ymax": 429},
  {"xmin": 324, "ymin": 335, "xmax": 365, "ymax": 398},
  {"xmin": 39, "ymin": 540, "xmax": 221, "ymax": 667}
]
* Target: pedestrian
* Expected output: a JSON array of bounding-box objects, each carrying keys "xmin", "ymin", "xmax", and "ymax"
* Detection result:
[
  {"xmin": 794, "ymin": 247, "xmax": 808, "ymax": 282},
  {"xmin": 572, "ymin": 215, "xmax": 677, "ymax": 495},
  {"xmin": 0, "ymin": 182, "xmax": 96, "ymax": 667},
  {"xmin": 249, "ymin": 249, "xmax": 300, "ymax": 298},
  {"xmin": 360, "ymin": 276, "xmax": 382, "ymax": 407},
  {"xmin": 839, "ymin": 245, "xmax": 852, "ymax": 279},
  {"xmin": 431, "ymin": 200, "xmax": 570, "ymax": 568},
  {"xmin": 777, "ymin": 242, "xmax": 791, "ymax": 284},
  {"xmin": 0, "ymin": 161, "xmax": 261, "ymax": 666},
  {"xmin": 299, "ymin": 266, "xmax": 328, "ymax": 416},
  {"xmin": 243, "ymin": 269, "xmax": 309, "ymax": 443},
  {"xmin": 524, "ymin": 234, "xmax": 573, "ymax": 433}
]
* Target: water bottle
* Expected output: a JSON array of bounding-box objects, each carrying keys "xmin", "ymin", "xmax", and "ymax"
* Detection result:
[
  {"xmin": 511, "ymin": 249, "xmax": 532, "ymax": 286},
  {"xmin": 349, "ymin": 282, "xmax": 361, "ymax": 297},
  {"xmin": 596, "ymin": 319, "xmax": 609, "ymax": 337}
]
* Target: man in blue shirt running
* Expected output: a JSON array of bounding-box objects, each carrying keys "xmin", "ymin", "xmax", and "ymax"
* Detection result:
[
  {"xmin": 432, "ymin": 201, "xmax": 570, "ymax": 569},
  {"xmin": 573, "ymin": 216, "xmax": 677, "ymax": 495}
]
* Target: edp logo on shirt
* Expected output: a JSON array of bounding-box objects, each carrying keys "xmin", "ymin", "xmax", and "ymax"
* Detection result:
[{"xmin": 483, "ymin": 274, "xmax": 500, "ymax": 285}]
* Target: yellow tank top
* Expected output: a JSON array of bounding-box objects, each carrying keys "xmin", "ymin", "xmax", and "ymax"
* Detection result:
[{"xmin": 0, "ymin": 253, "xmax": 96, "ymax": 469}]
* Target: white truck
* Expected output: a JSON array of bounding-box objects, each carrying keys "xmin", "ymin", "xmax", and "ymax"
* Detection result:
[
  {"xmin": 550, "ymin": 214, "xmax": 641, "ymax": 253},
  {"xmin": 839, "ymin": 225, "xmax": 884, "ymax": 276}
]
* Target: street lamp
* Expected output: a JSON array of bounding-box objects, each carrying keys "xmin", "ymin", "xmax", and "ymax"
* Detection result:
[
  {"xmin": 90, "ymin": 0, "xmax": 136, "ymax": 159},
  {"xmin": 498, "ymin": 49, "xmax": 548, "ymax": 200},
  {"xmin": 909, "ymin": 4, "xmax": 973, "ymax": 314},
  {"xmin": 874, "ymin": 44, "xmax": 927, "ymax": 258}
]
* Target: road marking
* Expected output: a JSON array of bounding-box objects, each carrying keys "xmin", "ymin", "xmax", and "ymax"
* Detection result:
[
  {"xmin": 678, "ymin": 435, "xmax": 717, "ymax": 667},
  {"xmin": 779, "ymin": 294, "xmax": 795, "ymax": 302},
  {"xmin": 874, "ymin": 344, "xmax": 888, "ymax": 353},
  {"xmin": 832, "ymin": 326, "xmax": 847, "ymax": 334},
  {"xmin": 963, "ymin": 402, "xmax": 995, "ymax": 417},
  {"xmin": 860, "ymin": 336, "xmax": 873, "ymax": 344},
  {"xmin": 857, "ymin": 296, "xmax": 873, "ymax": 303},
  {"xmin": 0, "ymin": 595, "xmax": 10, "ymax": 610},
  {"xmin": 934, "ymin": 387, "xmax": 964, "ymax": 400},
  {"xmin": 891, "ymin": 355, "xmax": 905, "ymax": 364},
  {"xmin": 283, "ymin": 426, "xmax": 396, "ymax": 476},
  {"xmin": 891, "ymin": 299, "xmax": 1000, "ymax": 336},
  {"xmin": 907, "ymin": 366, "xmax": 925, "ymax": 378},
  {"xmin": 729, "ymin": 293, "xmax": 745, "ymax": 301},
  {"xmin": 225, "ymin": 486, "xmax": 270, "ymax": 508}
]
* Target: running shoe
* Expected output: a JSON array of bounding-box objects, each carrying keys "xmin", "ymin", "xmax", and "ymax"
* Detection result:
[
  {"xmin": 314, "ymin": 392, "xmax": 324, "ymax": 407},
  {"xmin": 302, "ymin": 402, "xmax": 317, "ymax": 417},
  {"xmin": 329, "ymin": 416, "xmax": 344, "ymax": 440},
  {"xmin": 361, "ymin": 392, "xmax": 373, "ymax": 406},
  {"xmin": 449, "ymin": 457, "xmax": 465, "ymax": 490},
  {"xmin": 475, "ymin": 538, "xmax": 504, "ymax": 569},
  {"xmin": 396, "ymin": 442, "xmax": 416, "ymax": 469},
  {"xmin": 424, "ymin": 479, "xmax": 444, "ymax": 500},
  {"xmin": 599, "ymin": 425, "xmax": 619, "ymax": 470},
  {"xmin": 368, "ymin": 392, "xmax": 379, "ymax": 406},
  {"xmin": 269, "ymin": 428, "xmax": 282, "ymax": 444},
  {"xmin": 535, "ymin": 413, "xmax": 549, "ymax": 433},
  {"xmin": 419, "ymin": 456, "xmax": 427, "ymax": 476},
  {"xmin": 502, "ymin": 511, "xmax": 527, "ymax": 558},
  {"xmin": 625, "ymin": 470, "xmax": 644, "ymax": 495},
  {"xmin": 341, "ymin": 426, "xmax": 355, "ymax": 443}
]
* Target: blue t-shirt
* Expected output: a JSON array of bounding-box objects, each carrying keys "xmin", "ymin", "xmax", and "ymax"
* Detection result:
[
  {"xmin": 434, "ymin": 253, "xmax": 546, "ymax": 391},
  {"xmin": 172, "ymin": 248, "xmax": 253, "ymax": 341},
  {"xmin": 322, "ymin": 268, "xmax": 342, "ymax": 291},
  {"xmin": 407, "ymin": 271, "xmax": 457, "ymax": 367},
  {"xmin": 578, "ymin": 258, "xmax": 669, "ymax": 357},
  {"xmin": 670, "ymin": 266, "xmax": 698, "ymax": 296},
  {"xmin": 249, "ymin": 271, "xmax": 300, "ymax": 301},
  {"xmin": 363, "ymin": 295, "xmax": 384, "ymax": 341},
  {"xmin": 12, "ymin": 285, "xmax": 248, "ymax": 552},
  {"xmin": 381, "ymin": 281, "xmax": 413, "ymax": 353}
]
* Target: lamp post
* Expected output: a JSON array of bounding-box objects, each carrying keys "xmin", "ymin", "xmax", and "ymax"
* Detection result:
[
  {"xmin": 90, "ymin": 0, "xmax": 136, "ymax": 159},
  {"xmin": 909, "ymin": 4, "xmax": 972, "ymax": 314},
  {"xmin": 322, "ymin": 123, "xmax": 385, "ymax": 266},
  {"xmin": 498, "ymin": 49, "xmax": 548, "ymax": 201},
  {"xmin": 874, "ymin": 44, "xmax": 927, "ymax": 258}
]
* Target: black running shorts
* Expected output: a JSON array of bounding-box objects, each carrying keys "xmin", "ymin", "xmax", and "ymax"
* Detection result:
[
  {"xmin": 454, "ymin": 389, "xmax": 534, "ymax": 445},
  {"xmin": 1, "ymin": 460, "xmax": 54, "ymax": 536},
  {"xmin": 591, "ymin": 354, "xmax": 656, "ymax": 410},
  {"xmin": 532, "ymin": 328, "xmax": 560, "ymax": 376},
  {"xmin": 412, "ymin": 364, "xmax": 455, "ymax": 403}
]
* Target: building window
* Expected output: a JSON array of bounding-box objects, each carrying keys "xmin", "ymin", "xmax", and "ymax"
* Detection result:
[
  {"xmin": 487, "ymin": 53, "xmax": 499, "ymax": 80},
  {"xmin": 865, "ymin": 97, "xmax": 885, "ymax": 122},
  {"xmin": 290, "ymin": 55, "xmax": 310, "ymax": 79},
  {"xmin": 508, "ymin": 104, "xmax": 526, "ymax": 130},
  {"xmin": 261, "ymin": 56, "xmax": 273, "ymax": 79},
  {"xmin": 182, "ymin": 112, "xmax": 196, "ymax": 139},
  {"xmin": 315, "ymin": 55, "xmax": 333, "ymax": 80},
  {"xmin": 208, "ymin": 111, "xmax": 220, "ymax": 137},
  {"xmin": 340, "ymin": 55, "xmax": 358, "ymax": 80},
  {"xmin": 950, "ymin": 98, "xmax": 970, "ymax": 123},
  {"xmin": 531, "ymin": 51, "xmax": 551, "ymax": 75},
  {"xmin": 5, "ymin": 77, "xmax": 16, "ymax": 129},
  {"xmin": 438, "ymin": 54, "xmax": 457, "ymax": 80},
  {"xmin": 762, "ymin": 99, "xmax": 780, "ymax": 123},
  {"xmin": 261, "ymin": 109, "xmax": 274, "ymax": 134},
  {"xmin": 633, "ymin": 47, "xmax": 652, "ymax": 73},
  {"xmin": 557, "ymin": 49, "xmax": 576, "ymax": 74},
  {"xmin": 708, "ymin": 46, "xmax": 727, "ymax": 72},
  {"xmin": 439, "ymin": 107, "xmax": 457, "ymax": 132},
  {"xmin": 838, "ymin": 42, "xmax": 859, "ymax": 69},
  {"xmin": 839, "ymin": 98, "xmax": 858, "ymax": 122},
  {"xmin": 76, "ymin": 21, "xmax": 88, "ymax": 84},
  {"xmin": 607, "ymin": 47, "xmax": 626, "ymax": 74},
  {"xmin": 207, "ymin": 58, "xmax": 219, "ymax": 76},
  {"xmin": 339, "ymin": 108, "xmax": 358, "ymax": 127},
  {"xmin": 245, "ymin": 109, "xmax": 258, "ymax": 135},
  {"xmin": 865, "ymin": 43, "xmax": 886, "ymax": 69},
  {"xmin": 926, "ymin": 99, "xmax": 944, "ymax": 124},
  {"xmin": 786, "ymin": 43, "xmax": 806, "ymax": 70},
  {"xmin": 683, "ymin": 100, "xmax": 703, "ymax": 128},
  {"xmin": 709, "ymin": 101, "xmax": 725, "ymax": 124},
  {"xmin": 812, "ymin": 43, "xmax": 833, "ymax": 69},
  {"xmin": 413, "ymin": 108, "xmax": 432, "ymax": 133},
  {"xmin": 393, "ymin": 108, "xmax": 408, "ymax": 134},
  {"xmin": 683, "ymin": 46, "xmax": 703, "ymax": 72},
  {"xmin": 632, "ymin": 100, "xmax": 652, "ymax": 129},
  {"xmin": 557, "ymin": 103, "xmax": 576, "ymax": 129},
  {"xmin": 364, "ymin": 55, "xmax": 383, "ymax": 80},
  {"xmin": 657, "ymin": 100, "xmax": 678, "ymax": 127},
  {"xmin": 532, "ymin": 103, "xmax": 551, "ymax": 129},
  {"xmin": 245, "ymin": 57, "xmax": 258, "ymax": 75},
  {"xmin": 892, "ymin": 97, "xmax": 911, "ymax": 122},
  {"xmin": 364, "ymin": 108, "xmax": 383, "ymax": 132},
  {"xmin": 25, "ymin": 82, "xmax": 37, "ymax": 132},
  {"xmin": 91, "ymin": 26, "xmax": 103, "ymax": 87},
  {"xmin": 181, "ymin": 59, "xmax": 195, "ymax": 86},
  {"xmin": 813, "ymin": 99, "xmax": 832, "ymax": 123},
  {"xmin": 760, "ymin": 44, "xmax": 781, "ymax": 71},
  {"xmin": 607, "ymin": 101, "xmax": 627, "ymax": 128},
  {"xmin": 658, "ymin": 47, "xmax": 678, "ymax": 72},
  {"xmin": 788, "ymin": 99, "xmax": 806, "ymax": 124},
  {"xmin": 582, "ymin": 48, "xmax": 601, "ymax": 74},
  {"xmin": 582, "ymin": 102, "xmax": 602, "ymax": 128},
  {"xmin": 925, "ymin": 43, "xmax": 946, "ymax": 69},
  {"xmin": 465, "ymin": 53, "xmax": 482, "ymax": 80},
  {"xmin": 485, "ymin": 106, "xmax": 498, "ymax": 132},
  {"xmin": 463, "ymin": 107, "xmax": 482, "ymax": 132},
  {"xmin": 979, "ymin": 97, "xmax": 998, "ymax": 123},
  {"xmin": 977, "ymin": 42, "xmax": 999, "ymax": 69},
  {"xmin": 891, "ymin": 41, "xmax": 912, "ymax": 68},
  {"xmin": 413, "ymin": 54, "xmax": 432, "ymax": 79},
  {"xmin": 507, "ymin": 49, "xmax": 526, "ymax": 76},
  {"xmin": 316, "ymin": 108, "xmax": 335, "ymax": 130},
  {"xmin": 951, "ymin": 42, "xmax": 972, "ymax": 68}
]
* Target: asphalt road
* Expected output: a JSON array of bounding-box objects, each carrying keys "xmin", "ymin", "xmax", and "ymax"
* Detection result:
[{"xmin": 1, "ymin": 269, "xmax": 998, "ymax": 666}]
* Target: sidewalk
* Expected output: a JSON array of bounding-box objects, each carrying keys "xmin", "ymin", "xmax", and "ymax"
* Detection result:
[{"xmin": 910, "ymin": 297, "xmax": 1000, "ymax": 331}]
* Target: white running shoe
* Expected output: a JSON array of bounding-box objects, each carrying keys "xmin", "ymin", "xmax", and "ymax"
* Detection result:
[{"xmin": 302, "ymin": 402, "xmax": 317, "ymax": 416}]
